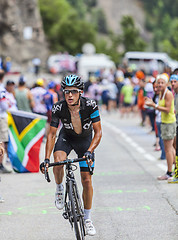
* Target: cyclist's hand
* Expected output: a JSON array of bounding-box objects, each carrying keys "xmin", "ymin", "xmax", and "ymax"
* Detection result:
[
  {"xmin": 84, "ymin": 151, "xmax": 93, "ymax": 165},
  {"xmin": 40, "ymin": 159, "xmax": 50, "ymax": 174}
]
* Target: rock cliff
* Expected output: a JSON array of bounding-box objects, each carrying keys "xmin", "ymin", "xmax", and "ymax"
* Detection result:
[
  {"xmin": 0, "ymin": 0, "xmax": 48, "ymax": 66},
  {"xmin": 97, "ymin": 0, "xmax": 150, "ymax": 41}
]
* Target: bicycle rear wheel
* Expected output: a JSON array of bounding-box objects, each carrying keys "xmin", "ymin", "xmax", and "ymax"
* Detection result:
[{"xmin": 68, "ymin": 180, "xmax": 85, "ymax": 240}]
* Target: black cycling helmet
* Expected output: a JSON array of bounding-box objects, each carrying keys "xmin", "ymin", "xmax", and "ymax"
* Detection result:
[{"xmin": 61, "ymin": 74, "xmax": 84, "ymax": 90}]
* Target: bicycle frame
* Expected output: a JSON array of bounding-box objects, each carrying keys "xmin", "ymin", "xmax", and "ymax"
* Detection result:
[{"xmin": 43, "ymin": 157, "xmax": 93, "ymax": 240}]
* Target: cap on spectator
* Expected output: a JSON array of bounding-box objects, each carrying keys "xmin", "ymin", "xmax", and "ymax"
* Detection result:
[
  {"xmin": 48, "ymin": 81, "xmax": 56, "ymax": 89},
  {"xmin": 36, "ymin": 78, "xmax": 44, "ymax": 86},
  {"xmin": 89, "ymin": 76, "xmax": 97, "ymax": 83},
  {"xmin": 6, "ymin": 80, "xmax": 15, "ymax": 85},
  {"xmin": 135, "ymin": 70, "xmax": 145, "ymax": 80},
  {"xmin": 19, "ymin": 75, "xmax": 26, "ymax": 84},
  {"xmin": 170, "ymin": 74, "xmax": 178, "ymax": 81}
]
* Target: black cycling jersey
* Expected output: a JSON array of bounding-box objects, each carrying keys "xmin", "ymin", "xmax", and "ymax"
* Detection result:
[{"xmin": 50, "ymin": 96, "xmax": 100, "ymax": 137}]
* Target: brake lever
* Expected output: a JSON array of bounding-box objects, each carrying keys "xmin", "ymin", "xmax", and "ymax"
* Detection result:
[
  {"xmin": 86, "ymin": 158, "xmax": 93, "ymax": 175},
  {"xmin": 44, "ymin": 164, "xmax": 51, "ymax": 182}
]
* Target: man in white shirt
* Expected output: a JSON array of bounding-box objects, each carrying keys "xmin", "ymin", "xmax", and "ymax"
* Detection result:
[
  {"xmin": 30, "ymin": 78, "xmax": 47, "ymax": 115},
  {"xmin": 6, "ymin": 80, "xmax": 18, "ymax": 111}
]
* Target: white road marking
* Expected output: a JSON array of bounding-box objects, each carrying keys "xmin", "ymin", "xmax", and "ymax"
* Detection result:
[
  {"xmin": 103, "ymin": 120, "xmax": 165, "ymax": 171},
  {"xmin": 137, "ymin": 147, "xmax": 146, "ymax": 154},
  {"xmin": 144, "ymin": 153, "xmax": 156, "ymax": 162}
]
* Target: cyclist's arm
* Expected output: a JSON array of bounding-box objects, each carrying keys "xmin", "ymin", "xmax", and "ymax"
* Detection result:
[
  {"xmin": 87, "ymin": 121, "xmax": 102, "ymax": 153},
  {"xmin": 45, "ymin": 126, "xmax": 58, "ymax": 159}
]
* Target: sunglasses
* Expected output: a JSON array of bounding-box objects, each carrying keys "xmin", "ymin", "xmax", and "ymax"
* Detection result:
[{"xmin": 63, "ymin": 89, "xmax": 81, "ymax": 95}]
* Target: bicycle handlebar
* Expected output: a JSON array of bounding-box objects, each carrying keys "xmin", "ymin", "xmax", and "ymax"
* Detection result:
[{"xmin": 43, "ymin": 157, "xmax": 93, "ymax": 183}]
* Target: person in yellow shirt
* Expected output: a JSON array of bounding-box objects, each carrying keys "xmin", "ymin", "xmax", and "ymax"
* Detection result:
[{"xmin": 145, "ymin": 73, "xmax": 176, "ymax": 180}]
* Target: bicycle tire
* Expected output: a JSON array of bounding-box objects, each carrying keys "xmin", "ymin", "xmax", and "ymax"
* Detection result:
[
  {"xmin": 72, "ymin": 182, "xmax": 85, "ymax": 239},
  {"xmin": 68, "ymin": 180, "xmax": 85, "ymax": 240}
]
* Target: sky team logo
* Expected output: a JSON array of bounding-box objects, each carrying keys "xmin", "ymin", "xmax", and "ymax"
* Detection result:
[
  {"xmin": 52, "ymin": 104, "xmax": 62, "ymax": 114},
  {"xmin": 86, "ymin": 100, "xmax": 97, "ymax": 109},
  {"xmin": 83, "ymin": 121, "xmax": 92, "ymax": 129},
  {"xmin": 64, "ymin": 123, "xmax": 73, "ymax": 129}
]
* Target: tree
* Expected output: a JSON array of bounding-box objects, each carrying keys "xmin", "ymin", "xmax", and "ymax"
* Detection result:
[
  {"xmin": 120, "ymin": 16, "xmax": 146, "ymax": 52},
  {"xmin": 91, "ymin": 8, "xmax": 108, "ymax": 33},
  {"xmin": 39, "ymin": 0, "xmax": 72, "ymax": 36},
  {"xmin": 84, "ymin": 0, "xmax": 97, "ymax": 8},
  {"xmin": 140, "ymin": 0, "xmax": 178, "ymax": 55},
  {"xmin": 55, "ymin": 14, "xmax": 96, "ymax": 54},
  {"xmin": 39, "ymin": 0, "xmax": 96, "ymax": 54},
  {"xmin": 162, "ymin": 19, "xmax": 178, "ymax": 59},
  {"xmin": 66, "ymin": 0, "xmax": 87, "ymax": 18}
]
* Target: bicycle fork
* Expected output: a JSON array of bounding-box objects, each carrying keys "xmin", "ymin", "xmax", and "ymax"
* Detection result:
[{"xmin": 62, "ymin": 177, "xmax": 76, "ymax": 229}]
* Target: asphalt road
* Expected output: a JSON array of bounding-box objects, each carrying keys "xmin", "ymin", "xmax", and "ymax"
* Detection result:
[{"xmin": 0, "ymin": 111, "xmax": 178, "ymax": 240}]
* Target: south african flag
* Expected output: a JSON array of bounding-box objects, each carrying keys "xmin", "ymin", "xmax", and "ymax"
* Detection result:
[{"xmin": 7, "ymin": 110, "xmax": 47, "ymax": 173}]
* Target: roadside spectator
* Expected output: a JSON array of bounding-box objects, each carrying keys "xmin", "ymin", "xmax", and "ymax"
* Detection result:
[
  {"xmin": 32, "ymin": 57, "xmax": 41, "ymax": 75},
  {"xmin": 55, "ymin": 83, "xmax": 63, "ymax": 101},
  {"xmin": 168, "ymin": 74, "xmax": 178, "ymax": 183},
  {"xmin": 131, "ymin": 77, "xmax": 139, "ymax": 114},
  {"xmin": 0, "ymin": 57, "xmax": 3, "ymax": 69},
  {"xmin": 120, "ymin": 78, "xmax": 133, "ymax": 117},
  {"xmin": 115, "ymin": 65, "xmax": 124, "ymax": 83},
  {"xmin": 145, "ymin": 78, "xmax": 155, "ymax": 132},
  {"xmin": 87, "ymin": 76, "xmax": 101, "ymax": 105},
  {"xmin": 107, "ymin": 80, "xmax": 118, "ymax": 111},
  {"xmin": 43, "ymin": 87, "xmax": 53, "ymax": 135},
  {"xmin": 0, "ymin": 69, "xmax": 12, "ymax": 173},
  {"xmin": 153, "ymin": 80, "xmax": 165, "ymax": 158},
  {"xmin": 31, "ymin": 78, "xmax": 47, "ymax": 115},
  {"xmin": 4, "ymin": 56, "xmax": 12, "ymax": 73},
  {"xmin": 100, "ymin": 79, "xmax": 110, "ymax": 112},
  {"xmin": 170, "ymin": 73, "xmax": 178, "ymax": 151},
  {"xmin": 83, "ymin": 77, "xmax": 92, "ymax": 95},
  {"xmin": 6, "ymin": 80, "xmax": 18, "ymax": 111},
  {"xmin": 115, "ymin": 77, "xmax": 124, "ymax": 108},
  {"xmin": 0, "ymin": 142, "xmax": 5, "ymax": 202},
  {"xmin": 137, "ymin": 79, "xmax": 146, "ymax": 126},
  {"xmin": 48, "ymin": 81, "xmax": 58, "ymax": 104},
  {"xmin": 15, "ymin": 76, "xmax": 34, "ymax": 112},
  {"xmin": 145, "ymin": 73, "xmax": 176, "ymax": 180}
]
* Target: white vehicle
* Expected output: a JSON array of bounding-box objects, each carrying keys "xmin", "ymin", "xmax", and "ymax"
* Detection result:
[
  {"xmin": 77, "ymin": 54, "xmax": 115, "ymax": 81},
  {"xmin": 123, "ymin": 51, "xmax": 178, "ymax": 74},
  {"xmin": 47, "ymin": 53, "xmax": 76, "ymax": 74}
]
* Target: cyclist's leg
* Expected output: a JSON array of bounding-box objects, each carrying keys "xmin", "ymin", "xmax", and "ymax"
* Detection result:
[
  {"xmin": 53, "ymin": 128, "xmax": 72, "ymax": 184},
  {"xmin": 53, "ymin": 150, "xmax": 68, "ymax": 210},
  {"xmin": 80, "ymin": 170, "xmax": 96, "ymax": 236},
  {"xmin": 53, "ymin": 150, "xmax": 67, "ymax": 184},
  {"xmin": 53, "ymin": 129, "xmax": 72, "ymax": 210},
  {"xmin": 80, "ymin": 171, "xmax": 93, "ymax": 210},
  {"xmin": 73, "ymin": 137, "xmax": 96, "ymax": 235},
  {"xmin": 72, "ymin": 135, "xmax": 95, "ymax": 211}
]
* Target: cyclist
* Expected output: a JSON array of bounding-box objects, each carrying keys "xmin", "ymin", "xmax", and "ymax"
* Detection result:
[{"xmin": 41, "ymin": 74, "xmax": 102, "ymax": 236}]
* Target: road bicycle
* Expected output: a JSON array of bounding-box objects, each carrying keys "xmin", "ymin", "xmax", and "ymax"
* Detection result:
[{"xmin": 43, "ymin": 157, "xmax": 93, "ymax": 240}]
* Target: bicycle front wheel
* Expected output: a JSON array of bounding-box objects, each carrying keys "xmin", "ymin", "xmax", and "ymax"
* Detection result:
[{"xmin": 68, "ymin": 180, "xmax": 85, "ymax": 240}]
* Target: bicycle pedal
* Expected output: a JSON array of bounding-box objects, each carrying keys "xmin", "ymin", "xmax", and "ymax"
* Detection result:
[{"xmin": 62, "ymin": 212, "xmax": 69, "ymax": 220}]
